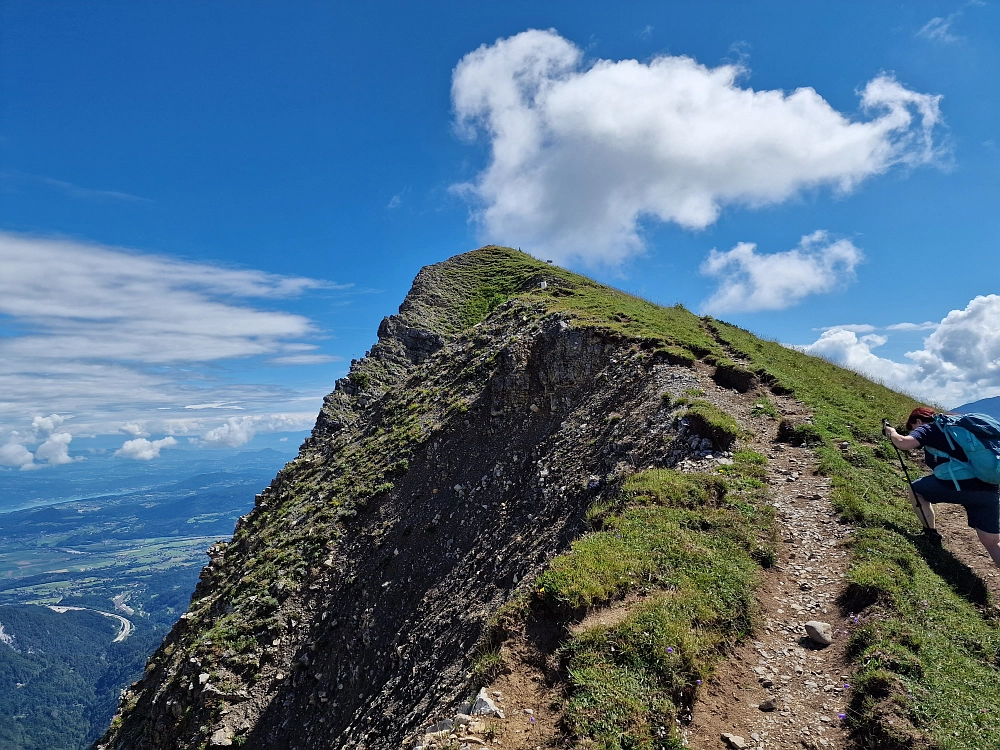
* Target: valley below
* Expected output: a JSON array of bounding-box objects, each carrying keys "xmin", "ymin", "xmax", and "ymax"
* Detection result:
[{"xmin": 0, "ymin": 448, "xmax": 295, "ymax": 750}]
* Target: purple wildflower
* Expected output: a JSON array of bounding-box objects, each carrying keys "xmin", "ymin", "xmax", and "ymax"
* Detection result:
[
  {"xmin": 838, "ymin": 713, "xmax": 846, "ymax": 720},
  {"xmin": 667, "ymin": 647, "xmax": 674, "ymax": 654}
]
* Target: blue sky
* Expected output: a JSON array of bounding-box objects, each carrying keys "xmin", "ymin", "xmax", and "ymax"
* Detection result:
[{"xmin": 1, "ymin": 1, "xmax": 999, "ymax": 469}]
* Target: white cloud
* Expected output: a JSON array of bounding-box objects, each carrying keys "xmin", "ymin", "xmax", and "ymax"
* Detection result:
[
  {"xmin": 819, "ymin": 324, "xmax": 877, "ymax": 333},
  {"xmin": 917, "ymin": 16, "xmax": 960, "ymax": 43},
  {"xmin": 0, "ymin": 233, "xmax": 333, "ymax": 365},
  {"xmin": 196, "ymin": 414, "xmax": 314, "ymax": 448},
  {"xmin": 0, "ymin": 441, "xmax": 35, "ymax": 470},
  {"xmin": 120, "ymin": 422, "xmax": 150, "ymax": 437},
  {"xmin": 34, "ymin": 432, "xmax": 75, "ymax": 465},
  {"xmin": 116, "ymin": 436, "xmax": 177, "ymax": 461},
  {"xmin": 32, "ymin": 414, "xmax": 67, "ymax": 435},
  {"xmin": 700, "ymin": 231, "xmax": 862, "ymax": 313},
  {"xmin": 268, "ymin": 354, "xmax": 340, "ymax": 366},
  {"xmin": 886, "ymin": 321, "xmax": 938, "ymax": 331},
  {"xmin": 800, "ymin": 295, "xmax": 1000, "ymax": 407},
  {"xmin": 451, "ymin": 29, "xmax": 945, "ymax": 265},
  {"xmin": 0, "ymin": 233, "xmax": 342, "ymax": 443},
  {"xmin": 0, "ymin": 413, "xmax": 80, "ymax": 469}
]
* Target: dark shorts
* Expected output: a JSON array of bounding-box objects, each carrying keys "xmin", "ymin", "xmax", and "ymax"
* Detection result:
[{"xmin": 912, "ymin": 475, "xmax": 1000, "ymax": 535}]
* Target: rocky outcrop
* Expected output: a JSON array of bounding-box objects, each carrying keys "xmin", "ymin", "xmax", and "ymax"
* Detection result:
[{"xmin": 97, "ymin": 248, "xmax": 720, "ymax": 750}]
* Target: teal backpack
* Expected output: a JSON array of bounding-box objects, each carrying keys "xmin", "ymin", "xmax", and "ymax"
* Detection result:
[{"xmin": 926, "ymin": 413, "xmax": 1000, "ymax": 489}]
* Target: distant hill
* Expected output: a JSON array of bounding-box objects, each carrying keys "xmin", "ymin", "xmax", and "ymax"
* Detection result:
[{"xmin": 953, "ymin": 396, "xmax": 1000, "ymax": 418}]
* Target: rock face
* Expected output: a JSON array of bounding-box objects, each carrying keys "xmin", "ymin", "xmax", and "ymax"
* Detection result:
[{"xmin": 97, "ymin": 248, "xmax": 715, "ymax": 750}]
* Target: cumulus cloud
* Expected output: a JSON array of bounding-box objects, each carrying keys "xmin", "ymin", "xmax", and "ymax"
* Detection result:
[
  {"xmin": 116, "ymin": 436, "xmax": 178, "ymax": 461},
  {"xmin": 197, "ymin": 414, "xmax": 314, "ymax": 448},
  {"xmin": 0, "ymin": 413, "xmax": 79, "ymax": 470},
  {"xmin": 32, "ymin": 414, "xmax": 68, "ymax": 435},
  {"xmin": 800, "ymin": 295, "xmax": 1000, "ymax": 407},
  {"xmin": 700, "ymin": 232, "xmax": 862, "ymax": 313},
  {"xmin": 0, "ymin": 441, "xmax": 35, "ymax": 470},
  {"xmin": 451, "ymin": 29, "xmax": 945, "ymax": 264},
  {"xmin": 34, "ymin": 432, "xmax": 75, "ymax": 465}
]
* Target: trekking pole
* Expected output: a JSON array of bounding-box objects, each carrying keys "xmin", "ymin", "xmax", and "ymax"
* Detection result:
[{"xmin": 883, "ymin": 418, "xmax": 932, "ymax": 529}]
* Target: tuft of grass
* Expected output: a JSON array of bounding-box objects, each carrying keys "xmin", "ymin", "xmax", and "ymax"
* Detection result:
[
  {"xmin": 538, "ymin": 453, "xmax": 774, "ymax": 748},
  {"xmin": 680, "ymin": 400, "xmax": 743, "ymax": 451},
  {"xmin": 470, "ymin": 648, "xmax": 506, "ymax": 686},
  {"xmin": 749, "ymin": 398, "xmax": 779, "ymax": 419}
]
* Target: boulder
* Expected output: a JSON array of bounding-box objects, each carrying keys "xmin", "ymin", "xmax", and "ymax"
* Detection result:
[
  {"xmin": 470, "ymin": 688, "xmax": 505, "ymax": 719},
  {"xmin": 805, "ymin": 620, "xmax": 833, "ymax": 646}
]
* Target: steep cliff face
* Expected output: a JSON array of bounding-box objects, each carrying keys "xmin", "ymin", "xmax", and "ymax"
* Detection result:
[
  {"xmin": 98, "ymin": 247, "xmax": 723, "ymax": 749},
  {"xmin": 98, "ymin": 246, "xmax": 1000, "ymax": 750}
]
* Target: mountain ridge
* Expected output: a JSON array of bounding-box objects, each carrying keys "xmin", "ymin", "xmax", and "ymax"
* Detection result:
[{"xmin": 98, "ymin": 246, "xmax": 1000, "ymax": 750}]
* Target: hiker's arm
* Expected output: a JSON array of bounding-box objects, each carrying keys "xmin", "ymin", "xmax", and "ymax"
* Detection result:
[{"xmin": 884, "ymin": 426, "xmax": 921, "ymax": 451}]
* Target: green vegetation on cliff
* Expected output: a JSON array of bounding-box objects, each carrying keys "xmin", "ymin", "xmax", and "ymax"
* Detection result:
[{"xmin": 101, "ymin": 246, "xmax": 1000, "ymax": 750}]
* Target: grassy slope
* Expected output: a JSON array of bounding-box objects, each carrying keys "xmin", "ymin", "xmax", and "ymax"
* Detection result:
[
  {"xmin": 440, "ymin": 249, "xmax": 1000, "ymax": 749},
  {"xmin": 541, "ymin": 454, "xmax": 775, "ymax": 750}
]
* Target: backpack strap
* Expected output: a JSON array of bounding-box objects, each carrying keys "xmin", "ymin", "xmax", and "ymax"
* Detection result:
[{"xmin": 926, "ymin": 445, "xmax": 974, "ymax": 489}]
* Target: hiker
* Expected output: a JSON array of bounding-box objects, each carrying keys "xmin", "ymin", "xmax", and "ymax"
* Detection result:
[{"xmin": 883, "ymin": 406, "xmax": 1000, "ymax": 565}]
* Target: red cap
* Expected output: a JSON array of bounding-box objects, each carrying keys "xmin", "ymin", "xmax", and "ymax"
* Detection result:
[{"xmin": 905, "ymin": 407, "xmax": 936, "ymax": 430}]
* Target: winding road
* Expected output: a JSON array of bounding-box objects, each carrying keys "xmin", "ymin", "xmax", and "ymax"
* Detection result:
[{"xmin": 46, "ymin": 605, "xmax": 134, "ymax": 642}]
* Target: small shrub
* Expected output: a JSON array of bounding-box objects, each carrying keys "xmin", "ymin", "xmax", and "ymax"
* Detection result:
[{"xmin": 347, "ymin": 371, "xmax": 371, "ymax": 390}]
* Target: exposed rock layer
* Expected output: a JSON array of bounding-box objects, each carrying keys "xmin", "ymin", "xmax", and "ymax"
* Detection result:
[{"xmin": 98, "ymin": 248, "xmax": 709, "ymax": 749}]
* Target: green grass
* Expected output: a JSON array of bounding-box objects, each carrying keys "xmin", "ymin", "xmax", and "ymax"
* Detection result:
[
  {"xmin": 709, "ymin": 320, "xmax": 1000, "ymax": 750},
  {"xmin": 750, "ymin": 398, "xmax": 779, "ymax": 419},
  {"xmin": 679, "ymin": 399, "xmax": 744, "ymax": 451},
  {"xmin": 538, "ymin": 452, "xmax": 774, "ymax": 749}
]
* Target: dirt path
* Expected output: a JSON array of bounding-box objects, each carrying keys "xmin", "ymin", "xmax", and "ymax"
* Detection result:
[
  {"xmin": 930, "ymin": 503, "xmax": 1000, "ymax": 601},
  {"xmin": 684, "ymin": 441, "xmax": 852, "ymax": 750}
]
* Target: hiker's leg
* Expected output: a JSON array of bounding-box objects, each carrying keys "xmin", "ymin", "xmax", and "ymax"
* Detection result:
[
  {"xmin": 909, "ymin": 487, "xmax": 936, "ymax": 530},
  {"xmin": 975, "ymin": 528, "xmax": 1000, "ymax": 567}
]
